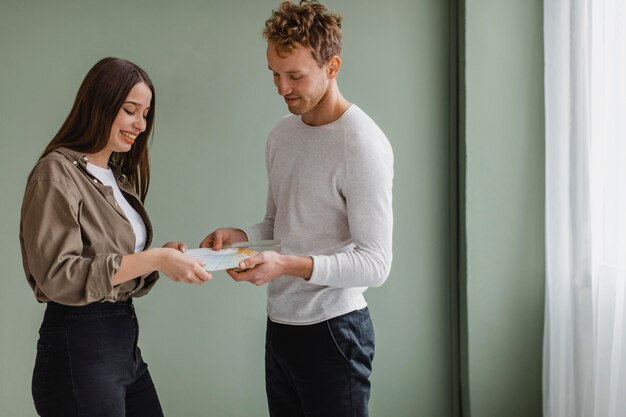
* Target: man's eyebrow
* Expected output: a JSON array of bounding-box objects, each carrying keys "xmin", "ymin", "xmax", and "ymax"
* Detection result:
[{"xmin": 267, "ymin": 66, "xmax": 301, "ymax": 74}]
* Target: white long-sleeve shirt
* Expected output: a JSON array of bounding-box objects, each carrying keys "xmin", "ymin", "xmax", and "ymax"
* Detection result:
[{"xmin": 245, "ymin": 105, "xmax": 394, "ymax": 325}]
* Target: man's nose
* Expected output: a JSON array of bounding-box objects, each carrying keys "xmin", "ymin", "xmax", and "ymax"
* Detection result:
[{"xmin": 276, "ymin": 79, "xmax": 291, "ymax": 96}]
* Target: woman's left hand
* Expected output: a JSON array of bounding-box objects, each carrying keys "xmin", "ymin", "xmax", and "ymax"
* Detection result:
[{"xmin": 162, "ymin": 241, "xmax": 188, "ymax": 253}]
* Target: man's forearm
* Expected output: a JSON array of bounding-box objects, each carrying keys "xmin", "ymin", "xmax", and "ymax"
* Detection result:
[{"xmin": 283, "ymin": 255, "xmax": 314, "ymax": 280}]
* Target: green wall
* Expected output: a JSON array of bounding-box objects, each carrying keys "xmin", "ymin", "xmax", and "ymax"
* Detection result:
[
  {"xmin": 462, "ymin": 1, "xmax": 545, "ymax": 416},
  {"xmin": 0, "ymin": 1, "xmax": 455, "ymax": 416},
  {"xmin": 1, "ymin": 1, "xmax": 546, "ymax": 415}
]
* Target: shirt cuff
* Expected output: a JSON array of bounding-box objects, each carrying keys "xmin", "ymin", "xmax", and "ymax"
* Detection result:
[
  {"xmin": 307, "ymin": 255, "xmax": 329, "ymax": 286},
  {"xmin": 85, "ymin": 253, "xmax": 122, "ymax": 301}
]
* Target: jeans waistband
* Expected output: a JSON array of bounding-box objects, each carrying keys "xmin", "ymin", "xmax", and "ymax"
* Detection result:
[{"xmin": 45, "ymin": 300, "xmax": 134, "ymax": 318}]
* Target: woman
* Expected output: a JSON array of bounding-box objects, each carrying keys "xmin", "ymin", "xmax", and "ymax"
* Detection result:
[{"xmin": 19, "ymin": 57, "xmax": 211, "ymax": 417}]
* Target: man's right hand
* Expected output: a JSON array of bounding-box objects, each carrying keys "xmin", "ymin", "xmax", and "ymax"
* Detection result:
[{"xmin": 199, "ymin": 228, "xmax": 248, "ymax": 250}]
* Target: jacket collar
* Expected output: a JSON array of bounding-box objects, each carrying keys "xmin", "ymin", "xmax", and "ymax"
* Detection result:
[{"xmin": 54, "ymin": 147, "xmax": 124, "ymax": 178}]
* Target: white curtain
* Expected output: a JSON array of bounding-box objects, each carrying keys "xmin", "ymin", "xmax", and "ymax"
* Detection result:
[{"xmin": 544, "ymin": 1, "xmax": 626, "ymax": 417}]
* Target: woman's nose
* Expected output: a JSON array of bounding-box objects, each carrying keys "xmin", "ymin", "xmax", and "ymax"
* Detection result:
[{"xmin": 133, "ymin": 115, "xmax": 146, "ymax": 132}]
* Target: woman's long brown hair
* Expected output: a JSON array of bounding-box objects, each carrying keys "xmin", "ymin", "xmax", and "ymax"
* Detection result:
[{"xmin": 41, "ymin": 57, "xmax": 155, "ymax": 202}]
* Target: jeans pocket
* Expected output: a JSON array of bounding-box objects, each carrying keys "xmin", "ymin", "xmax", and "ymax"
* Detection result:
[
  {"xmin": 32, "ymin": 328, "xmax": 68, "ymax": 402},
  {"xmin": 32, "ymin": 341, "xmax": 50, "ymax": 397},
  {"xmin": 359, "ymin": 308, "xmax": 375, "ymax": 338},
  {"xmin": 326, "ymin": 317, "xmax": 354, "ymax": 362}
]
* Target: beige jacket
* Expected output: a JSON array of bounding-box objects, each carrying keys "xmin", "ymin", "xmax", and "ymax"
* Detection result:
[{"xmin": 20, "ymin": 147, "xmax": 158, "ymax": 305}]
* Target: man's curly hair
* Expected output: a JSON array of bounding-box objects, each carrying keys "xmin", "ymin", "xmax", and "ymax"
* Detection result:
[{"xmin": 263, "ymin": 1, "xmax": 343, "ymax": 67}]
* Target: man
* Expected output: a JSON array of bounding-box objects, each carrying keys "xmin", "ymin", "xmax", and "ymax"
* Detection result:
[{"xmin": 200, "ymin": 1, "xmax": 393, "ymax": 416}]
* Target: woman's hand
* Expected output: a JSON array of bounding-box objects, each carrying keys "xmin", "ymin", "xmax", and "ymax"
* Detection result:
[
  {"xmin": 156, "ymin": 247, "xmax": 212, "ymax": 285},
  {"xmin": 112, "ymin": 245, "xmax": 212, "ymax": 286},
  {"xmin": 162, "ymin": 241, "xmax": 188, "ymax": 252}
]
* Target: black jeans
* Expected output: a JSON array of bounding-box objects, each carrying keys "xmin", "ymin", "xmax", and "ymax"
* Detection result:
[
  {"xmin": 32, "ymin": 300, "xmax": 163, "ymax": 417},
  {"xmin": 265, "ymin": 307, "xmax": 375, "ymax": 417}
]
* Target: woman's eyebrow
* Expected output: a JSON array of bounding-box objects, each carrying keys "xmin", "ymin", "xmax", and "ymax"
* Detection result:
[{"xmin": 123, "ymin": 101, "xmax": 150, "ymax": 110}]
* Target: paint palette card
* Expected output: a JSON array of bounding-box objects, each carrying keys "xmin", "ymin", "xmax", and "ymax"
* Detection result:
[{"xmin": 184, "ymin": 247, "xmax": 258, "ymax": 272}]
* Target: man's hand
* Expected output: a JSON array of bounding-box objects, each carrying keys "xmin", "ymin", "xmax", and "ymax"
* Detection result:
[
  {"xmin": 227, "ymin": 252, "xmax": 313, "ymax": 286},
  {"xmin": 199, "ymin": 228, "xmax": 248, "ymax": 250}
]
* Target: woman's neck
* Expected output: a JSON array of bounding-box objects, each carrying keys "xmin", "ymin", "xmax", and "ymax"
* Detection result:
[{"xmin": 84, "ymin": 149, "xmax": 111, "ymax": 168}]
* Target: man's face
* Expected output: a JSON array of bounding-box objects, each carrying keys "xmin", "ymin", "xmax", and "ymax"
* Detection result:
[{"xmin": 267, "ymin": 42, "xmax": 330, "ymax": 116}]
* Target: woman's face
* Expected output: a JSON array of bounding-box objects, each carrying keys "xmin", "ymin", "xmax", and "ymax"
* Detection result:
[{"xmin": 106, "ymin": 81, "xmax": 152, "ymax": 154}]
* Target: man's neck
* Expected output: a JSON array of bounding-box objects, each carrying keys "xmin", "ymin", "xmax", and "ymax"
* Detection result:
[{"xmin": 301, "ymin": 84, "xmax": 351, "ymax": 126}]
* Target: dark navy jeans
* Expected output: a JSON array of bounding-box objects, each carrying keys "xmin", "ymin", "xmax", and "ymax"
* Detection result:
[
  {"xmin": 32, "ymin": 300, "xmax": 163, "ymax": 417},
  {"xmin": 265, "ymin": 307, "xmax": 375, "ymax": 417}
]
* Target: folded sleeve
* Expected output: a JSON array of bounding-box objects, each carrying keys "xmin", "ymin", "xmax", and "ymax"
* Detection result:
[
  {"xmin": 21, "ymin": 179, "xmax": 121, "ymax": 305},
  {"xmin": 131, "ymin": 271, "xmax": 159, "ymax": 298}
]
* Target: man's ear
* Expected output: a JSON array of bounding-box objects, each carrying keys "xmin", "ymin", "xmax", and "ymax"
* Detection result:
[{"xmin": 327, "ymin": 55, "xmax": 342, "ymax": 79}]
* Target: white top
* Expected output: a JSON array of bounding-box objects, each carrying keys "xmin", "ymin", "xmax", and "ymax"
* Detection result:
[
  {"xmin": 86, "ymin": 163, "xmax": 147, "ymax": 253},
  {"xmin": 245, "ymin": 105, "xmax": 394, "ymax": 325}
]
